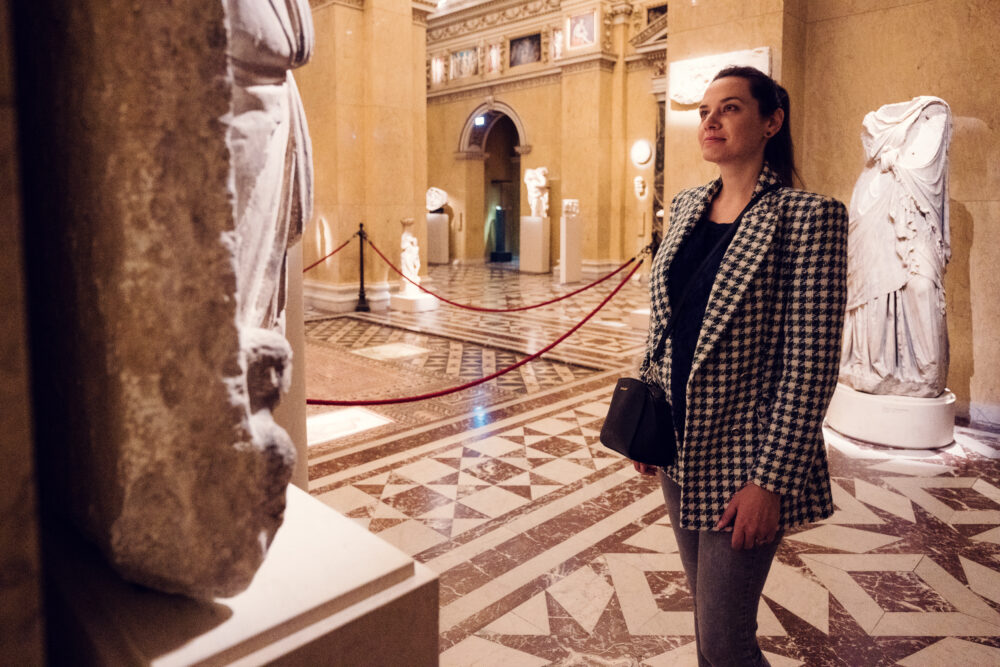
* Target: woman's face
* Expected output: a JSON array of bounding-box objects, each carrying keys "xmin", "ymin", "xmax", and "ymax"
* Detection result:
[{"xmin": 698, "ymin": 76, "xmax": 782, "ymax": 169}]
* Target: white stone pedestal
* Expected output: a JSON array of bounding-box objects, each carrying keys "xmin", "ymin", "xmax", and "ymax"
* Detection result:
[
  {"xmin": 559, "ymin": 212, "xmax": 582, "ymax": 284},
  {"xmin": 520, "ymin": 215, "xmax": 550, "ymax": 273},
  {"xmin": 825, "ymin": 382, "xmax": 956, "ymax": 449},
  {"xmin": 47, "ymin": 485, "xmax": 439, "ymax": 666},
  {"xmin": 628, "ymin": 307, "xmax": 650, "ymax": 331},
  {"xmin": 427, "ymin": 212, "xmax": 449, "ymax": 264},
  {"xmin": 390, "ymin": 291, "xmax": 438, "ymax": 312}
]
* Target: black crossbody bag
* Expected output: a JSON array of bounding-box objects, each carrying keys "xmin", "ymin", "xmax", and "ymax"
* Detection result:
[{"xmin": 599, "ymin": 186, "xmax": 776, "ymax": 466}]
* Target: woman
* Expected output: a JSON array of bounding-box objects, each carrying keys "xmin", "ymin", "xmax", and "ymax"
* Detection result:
[{"xmin": 635, "ymin": 66, "xmax": 847, "ymax": 666}]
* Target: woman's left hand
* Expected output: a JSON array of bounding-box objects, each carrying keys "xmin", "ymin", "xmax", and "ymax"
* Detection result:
[{"xmin": 715, "ymin": 483, "xmax": 781, "ymax": 550}]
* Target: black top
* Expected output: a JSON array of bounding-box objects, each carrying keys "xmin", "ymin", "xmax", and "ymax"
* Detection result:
[{"xmin": 667, "ymin": 216, "xmax": 735, "ymax": 443}]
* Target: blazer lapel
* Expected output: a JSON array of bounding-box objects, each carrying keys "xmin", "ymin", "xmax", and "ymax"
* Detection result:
[{"xmin": 689, "ymin": 169, "xmax": 783, "ymax": 382}]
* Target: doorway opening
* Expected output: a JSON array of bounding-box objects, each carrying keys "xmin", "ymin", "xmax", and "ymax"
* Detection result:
[{"xmin": 480, "ymin": 114, "xmax": 520, "ymax": 265}]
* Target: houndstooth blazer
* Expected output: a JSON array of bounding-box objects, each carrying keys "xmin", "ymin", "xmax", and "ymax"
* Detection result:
[{"xmin": 640, "ymin": 164, "xmax": 847, "ymax": 531}]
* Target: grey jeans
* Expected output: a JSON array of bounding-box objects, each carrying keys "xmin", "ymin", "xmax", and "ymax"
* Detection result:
[{"xmin": 660, "ymin": 473, "xmax": 781, "ymax": 667}]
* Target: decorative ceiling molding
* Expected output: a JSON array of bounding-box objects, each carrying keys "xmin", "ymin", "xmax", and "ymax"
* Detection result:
[{"xmin": 428, "ymin": 0, "xmax": 561, "ymax": 44}]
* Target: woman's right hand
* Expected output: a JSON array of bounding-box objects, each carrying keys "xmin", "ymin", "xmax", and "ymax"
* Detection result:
[{"xmin": 633, "ymin": 461, "xmax": 658, "ymax": 477}]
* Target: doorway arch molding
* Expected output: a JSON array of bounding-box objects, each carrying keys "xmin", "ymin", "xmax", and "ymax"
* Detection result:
[{"xmin": 457, "ymin": 98, "xmax": 531, "ymax": 155}]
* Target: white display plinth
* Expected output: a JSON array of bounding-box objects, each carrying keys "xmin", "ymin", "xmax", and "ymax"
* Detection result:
[
  {"xmin": 427, "ymin": 212, "xmax": 449, "ymax": 264},
  {"xmin": 520, "ymin": 215, "xmax": 550, "ymax": 273},
  {"xmin": 628, "ymin": 307, "xmax": 650, "ymax": 331},
  {"xmin": 391, "ymin": 291, "xmax": 438, "ymax": 312},
  {"xmin": 48, "ymin": 485, "xmax": 438, "ymax": 666},
  {"xmin": 825, "ymin": 382, "xmax": 956, "ymax": 449},
  {"xmin": 559, "ymin": 213, "xmax": 582, "ymax": 283}
]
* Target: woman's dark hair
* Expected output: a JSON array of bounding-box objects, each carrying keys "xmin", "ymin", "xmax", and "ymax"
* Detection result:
[{"xmin": 713, "ymin": 66, "xmax": 799, "ymax": 187}]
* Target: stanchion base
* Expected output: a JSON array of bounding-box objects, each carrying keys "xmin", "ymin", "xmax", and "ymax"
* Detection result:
[
  {"xmin": 390, "ymin": 292, "xmax": 438, "ymax": 313},
  {"xmin": 825, "ymin": 382, "xmax": 955, "ymax": 449}
]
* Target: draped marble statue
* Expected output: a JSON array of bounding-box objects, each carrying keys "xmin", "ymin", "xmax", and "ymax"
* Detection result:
[
  {"xmin": 524, "ymin": 167, "xmax": 550, "ymax": 218},
  {"xmin": 839, "ymin": 96, "xmax": 952, "ymax": 398},
  {"xmin": 399, "ymin": 218, "xmax": 422, "ymax": 296}
]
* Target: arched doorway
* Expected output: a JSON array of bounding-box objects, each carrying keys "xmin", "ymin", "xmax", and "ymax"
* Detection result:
[
  {"xmin": 482, "ymin": 114, "xmax": 519, "ymax": 263},
  {"xmin": 458, "ymin": 102, "xmax": 529, "ymax": 264}
]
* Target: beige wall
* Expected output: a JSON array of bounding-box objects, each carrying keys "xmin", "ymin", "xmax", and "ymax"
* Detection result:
[
  {"xmin": 298, "ymin": 0, "xmax": 430, "ymax": 295},
  {"xmin": 802, "ymin": 0, "xmax": 1000, "ymax": 425}
]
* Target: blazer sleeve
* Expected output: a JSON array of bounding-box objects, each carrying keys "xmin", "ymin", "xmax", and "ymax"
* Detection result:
[{"xmin": 750, "ymin": 195, "xmax": 848, "ymax": 497}]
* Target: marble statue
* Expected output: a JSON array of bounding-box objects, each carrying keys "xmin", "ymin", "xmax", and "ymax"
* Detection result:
[
  {"xmin": 634, "ymin": 176, "xmax": 647, "ymax": 199},
  {"xmin": 524, "ymin": 167, "xmax": 550, "ymax": 218},
  {"xmin": 562, "ymin": 198, "xmax": 579, "ymax": 217},
  {"xmin": 426, "ymin": 186, "xmax": 448, "ymax": 212},
  {"xmin": 839, "ymin": 96, "xmax": 953, "ymax": 398},
  {"xmin": 400, "ymin": 218, "xmax": 422, "ymax": 296}
]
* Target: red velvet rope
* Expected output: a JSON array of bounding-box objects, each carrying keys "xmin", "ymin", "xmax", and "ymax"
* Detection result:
[
  {"xmin": 302, "ymin": 235, "xmax": 355, "ymax": 273},
  {"xmin": 306, "ymin": 258, "xmax": 643, "ymax": 406},
  {"xmin": 365, "ymin": 237, "xmax": 636, "ymax": 313}
]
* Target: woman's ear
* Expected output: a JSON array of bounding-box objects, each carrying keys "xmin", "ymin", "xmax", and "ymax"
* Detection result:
[{"xmin": 767, "ymin": 107, "xmax": 785, "ymax": 137}]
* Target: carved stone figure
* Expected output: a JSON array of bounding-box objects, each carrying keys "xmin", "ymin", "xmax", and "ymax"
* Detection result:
[
  {"xmin": 562, "ymin": 198, "xmax": 579, "ymax": 216},
  {"xmin": 426, "ymin": 186, "xmax": 448, "ymax": 212},
  {"xmin": 634, "ymin": 176, "xmax": 647, "ymax": 199},
  {"xmin": 839, "ymin": 96, "xmax": 953, "ymax": 397},
  {"xmin": 524, "ymin": 167, "xmax": 550, "ymax": 218},
  {"xmin": 400, "ymin": 218, "xmax": 422, "ymax": 296}
]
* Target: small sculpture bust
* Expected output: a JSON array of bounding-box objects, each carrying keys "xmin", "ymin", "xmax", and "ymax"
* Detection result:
[
  {"xmin": 524, "ymin": 167, "xmax": 550, "ymax": 218},
  {"xmin": 633, "ymin": 176, "xmax": 647, "ymax": 199},
  {"xmin": 562, "ymin": 198, "xmax": 580, "ymax": 217},
  {"xmin": 400, "ymin": 218, "xmax": 421, "ymax": 296},
  {"xmin": 426, "ymin": 186, "xmax": 448, "ymax": 212},
  {"xmin": 839, "ymin": 96, "xmax": 953, "ymax": 397}
]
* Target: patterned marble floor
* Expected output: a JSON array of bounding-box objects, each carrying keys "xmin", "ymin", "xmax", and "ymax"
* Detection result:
[{"xmin": 306, "ymin": 264, "xmax": 1000, "ymax": 666}]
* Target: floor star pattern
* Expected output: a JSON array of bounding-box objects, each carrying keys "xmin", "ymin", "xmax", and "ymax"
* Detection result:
[{"xmin": 306, "ymin": 263, "xmax": 1000, "ymax": 666}]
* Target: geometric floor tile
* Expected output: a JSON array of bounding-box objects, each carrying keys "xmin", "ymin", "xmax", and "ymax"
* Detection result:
[
  {"xmin": 822, "ymin": 479, "xmax": 885, "ymax": 525},
  {"xmin": 896, "ymin": 637, "xmax": 1000, "ymax": 666},
  {"xmin": 884, "ymin": 477, "xmax": 1000, "ymax": 525},
  {"xmin": 642, "ymin": 642, "xmax": 803, "ymax": 666},
  {"xmin": 960, "ymin": 556, "xmax": 1000, "ymax": 606},
  {"xmin": 853, "ymin": 478, "xmax": 916, "ymax": 522},
  {"xmin": 762, "ymin": 559, "xmax": 830, "ymax": 634},
  {"xmin": 371, "ymin": 519, "xmax": 449, "ymax": 556},
  {"xmin": 786, "ymin": 524, "xmax": 901, "ymax": 553},
  {"xmin": 604, "ymin": 553, "xmax": 695, "ymax": 636},
  {"xmin": 802, "ymin": 553, "xmax": 1000, "ymax": 636},
  {"xmin": 482, "ymin": 593, "xmax": 551, "ymax": 635},
  {"xmin": 624, "ymin": 522, "xmax": 678, "ymax": 553},
  {"xmin": 439, "ymin": 636, "xmax": 549, "ymax": 667},
  {"xmin": 546, "ymin": 564, "xmax": 614, "ymax": 633}
]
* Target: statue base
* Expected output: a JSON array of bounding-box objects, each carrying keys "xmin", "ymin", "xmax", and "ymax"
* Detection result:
[
  {"xmin": 520, "ymin": 216, "xmax": 551, "ymax": 274},
  {"xmin": 390, "ymin": 291, "xmax": 438, "ymax": 312},
  {"xmin": 825, "ymin": 382, "xmax": 955, "ymax": 449}
]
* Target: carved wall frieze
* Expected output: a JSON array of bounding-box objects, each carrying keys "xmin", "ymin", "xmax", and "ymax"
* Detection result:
[
  {"xmin": 428, "ymin": 0, "xmax": 560, "ymax": 44},
  {"xmin": 413, "ymin": 8, "xmax": 429, "ymax": 25},
  {"xmin": 428, "ymin": 72, "xmax": 562, "ymax": 105},
  {"xmin": 630, "ymin": 13, "xmax": 667, "ymax": 47},
  {"xmin": 308, "ymin": 0, "xmax": 341, "ymax": 9},
  {"xmin": 602, "ymin": 9, "xmax": 613, "ymax": 51},
  {"xmin": 561, "ymin": 54, "xmax": 616, "ymax": 75}
]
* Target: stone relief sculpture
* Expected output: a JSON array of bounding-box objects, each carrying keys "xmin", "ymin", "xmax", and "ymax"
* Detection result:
[
  {"xmin": 668, "ymin": 47, "xmax": 771, "ymax": 105},
  {"xmin": 839, "ymin": 96, "xmax": 953, "ymax": 398},
  {"xmin": 634, "ymin": 176, "xmax": 647, "ymax": 199},
  {"xmin": 400, "ymin": 218, "xmax": 422, "ymax": 296},
  {"xmin": 426, "ymin": 186, "xmax": 448, "ymax": 212},
  {"xmin": 524, "ymin": 166, "xmax": 550, "ymax": 217}
]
